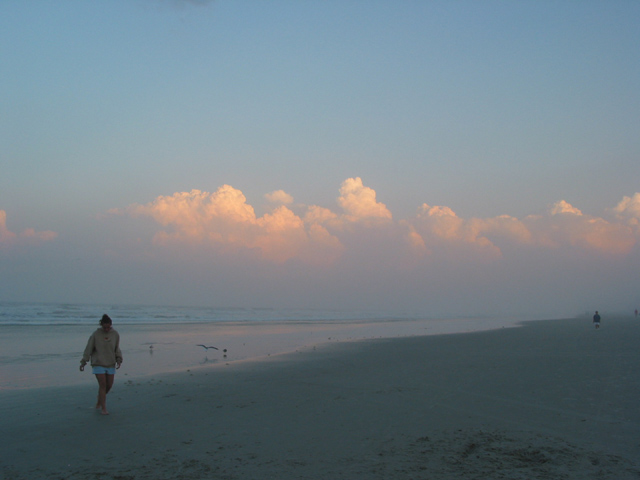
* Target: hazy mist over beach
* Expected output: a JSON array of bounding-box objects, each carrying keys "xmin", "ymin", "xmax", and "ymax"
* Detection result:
[{"xmin": 1, "ymin": 2, "xmax": 639, "ymax": 318}]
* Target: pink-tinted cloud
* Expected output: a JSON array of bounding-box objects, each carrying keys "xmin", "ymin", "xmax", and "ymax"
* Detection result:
[
  {"xmin": 0, "ymin": 211, "xmax": 17, "ymax": 244},
  {"xmin": 337, "ymin": 177, "xmax": 392, "ymax": 223},
  {"xmin": 119, "ymin": 185, "xmax": 343, "ymax": 265},
  {"xmin": 304, "ymin": 205, "xmax": 339, "ymax": 226},
  {"xmin": 612, "ymin": 193, "xmax": 640, "ymax": 230},
  {"xmin": 549, "ymin": 200, "xmax": 583, "ymax": 216},
  {"xmin": 0, "ymin": 210, "xmax": 57, "ymax": 247},
  {"xmin": 264, "ymin": 190, "xmax": 294, "ymax": 205},
  {"xmin": 409, "ymin": 204, "xmax": 503, "ymax": 258},
  {"xmin": 521, "ymin": 200, "xmax": 636, "ymax": 254},
  {"xmin": 113, "ymin": 183, "xmax": 639, "ymax": 265},
  {"xmin": 405, "ymin": 198, "xmax": 636, "ymax": 257}
]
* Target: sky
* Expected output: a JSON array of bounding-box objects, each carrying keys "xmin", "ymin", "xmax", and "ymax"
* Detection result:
[{"xmin": 1, "ymin": 0, "xmax": 639, "ymax": 318}]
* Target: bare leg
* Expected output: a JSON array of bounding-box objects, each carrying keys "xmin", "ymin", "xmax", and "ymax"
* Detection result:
[
  {"xmin": 95, "ymin": 374, "xmax": 109, "ymax": 415},
  {"xmin": 105, "ymin": 374, "xmax": 115, "ymax": 396},
  {"xmin": 96, "ymin": 374, "xmax": 115, "ymax": 408}
]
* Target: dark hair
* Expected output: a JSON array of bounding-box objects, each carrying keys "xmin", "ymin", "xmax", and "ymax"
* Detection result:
[{"xmin": 100, "ymin": 314, "xmax": 112, "ymax": 326}]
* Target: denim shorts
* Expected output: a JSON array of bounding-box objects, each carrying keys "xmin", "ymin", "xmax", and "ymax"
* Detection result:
[{"xmin": 92, "ymin": 366, "xmax": 116, "ymax": 375}]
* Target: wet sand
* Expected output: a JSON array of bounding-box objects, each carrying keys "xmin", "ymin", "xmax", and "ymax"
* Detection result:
[
  {"xmin": 0, "ymin": 316, "xmax": 523, "ymax": 389},
  {"xmin": 1, "ymin": 317, "xmax": 639, "ymax": 479}
]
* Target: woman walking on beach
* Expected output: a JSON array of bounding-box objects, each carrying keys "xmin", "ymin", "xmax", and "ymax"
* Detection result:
[{"xmin": 80, "ymin": 314, "xmax": 123, "ymax": 415}]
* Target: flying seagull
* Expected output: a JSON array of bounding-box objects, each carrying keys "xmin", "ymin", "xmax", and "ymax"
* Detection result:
[{"xmin": 196, "ymin": 344, "xmax": 219, "ymax": 350}]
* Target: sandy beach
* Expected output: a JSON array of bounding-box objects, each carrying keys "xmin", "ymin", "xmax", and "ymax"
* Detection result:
[{"xmin": 1, "ymin": 316, "xmax": 639, "ymax": 479}]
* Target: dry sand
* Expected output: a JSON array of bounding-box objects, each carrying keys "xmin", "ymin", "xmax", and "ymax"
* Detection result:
[{"xmin": 1, "ymin": 317, "xmax": 639, "ymax": 479}]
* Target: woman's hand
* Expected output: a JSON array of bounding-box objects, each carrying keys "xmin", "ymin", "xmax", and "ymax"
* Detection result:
[
  {"xmin": 79, "ymin": 364, "xmax": 85, "ymax": 372},
  {"xmin": 116, "ymin": 362, "xmax": 121, "ymax": 370}
]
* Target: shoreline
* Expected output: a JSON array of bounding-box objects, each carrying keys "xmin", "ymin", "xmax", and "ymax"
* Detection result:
[
  {"xmin": 1, "ymin": 315, "xmax": 530, "ymax": 390},
  {"xmin": 2, "ymin": 316, "xmax": 639, "ymax": 479}
]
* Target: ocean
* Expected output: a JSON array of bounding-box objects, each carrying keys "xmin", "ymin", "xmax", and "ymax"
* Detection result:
[
  {"xmin": 0, "ymin": 302, "xmax": 526, "ymax": 390},
  {"xmin": 0, "ymin": 302, "xmax": 399, "ymax": 326}
]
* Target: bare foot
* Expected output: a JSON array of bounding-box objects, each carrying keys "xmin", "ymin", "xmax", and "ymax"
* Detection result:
[{"xmin": 101, "ymin": 409, "xmax": 109, "ymax": 415}]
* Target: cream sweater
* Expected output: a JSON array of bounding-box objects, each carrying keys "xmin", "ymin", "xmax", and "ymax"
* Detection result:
[{"xmin": 80, "ymin": 328, "xmax": 123, "ymax": 368}]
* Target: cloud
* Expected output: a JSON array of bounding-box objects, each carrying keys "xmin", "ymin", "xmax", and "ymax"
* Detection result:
[
  {"xmin": 337, "ymin": 177, "xmax": 392, "ymax": 223},
  {"xmin": 519, "ymin": 200, "xmax": 637, "ymax": 254},
  {"xmin": 113, "ymin": 177, "xmax": 394, "ymax": 264},
  {"xmin": 0, "ymin": 211, "xmax": 17, "ymax": 244},
  {"xmin": 406, "ymin": 197, "xmax": 637, "ymax": 257},
  {"xmin": 265, "ymin": 190, "xmax": 294, "ymax": 205},
  {"xmin": 128, "ymin": 186, "xmax": 256, "ymax": 238},
  {"xmin": 0, "ymin": 210, "xmax": 57, "ymax": 247},
  {"xmin": 113, "ymin": 184, "xmax": 640, "ymax": 266},
  {"xmin": 409, "ymin": 204, "xmax": 502, "ymax": 258},
  {"xmin": 304, "ymin": 205, "xmax": 339, "ymax": 225},
  {"xmin": 119, "ymin": 185, "xmax": 343, "ymax": 265},
  {"xmin": 549, "ymin": 200, "xmax": 583, "ymax": 216},
  {"xmin": 612, "ymin": 193, "xmax": 640, "ymax": 229},
  {"xmin": 415, "ymin": 204, "xmax": 463, "ymax": 240}
]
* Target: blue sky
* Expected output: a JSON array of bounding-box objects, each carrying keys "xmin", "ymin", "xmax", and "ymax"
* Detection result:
[{"xmin": 1, "ymin": 1, "xmax": 639, "ymax": 317}]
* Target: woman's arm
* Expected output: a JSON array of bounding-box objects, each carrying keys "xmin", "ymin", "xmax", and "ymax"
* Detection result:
[
  {"xmin": 115, "ymin": 337, "xmax": 123, "ymax": 368},
  {"xmin": 79, "ymin": 333, "xmax": 95, "ymax": 371}
]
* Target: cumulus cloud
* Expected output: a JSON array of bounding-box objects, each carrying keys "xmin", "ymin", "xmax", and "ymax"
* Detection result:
[
  {"xmin": 415, "ymin": 204, "xmax": 463, "ymax": 240},
  {"xmin": 406, "ymin": 197, "xmax": 637, "ymax": 257},
  {"xmin": 304, "ymin": 205, "xmax": 339, "ymax": 225},
  {"xmin": 0, "ymin": 210, "xmax": 57, "ymax": 247},
  {"xmin": 0, "ymin": 211, "xmax": 17, "ymax": 244},
  {"xmin": 112, "ymin": 183, "xmax": 640, "ymax": 265},
  {"xmin": 518, "ymin": 200, "xmax": 637, "ymax": 254},
  {"xmin": 549, "ymin": 200, "xmax": 583, "ymax": 216},
  {"xmin": 612, "ymin": 193, "xmax": 640, "ymax": 229},
  {"xmin": 113, "ymin": 177, "xmax": 395, "ymax": 264},
  {"xmin": 472, "ymin": 215, "xmax": 533, "ymax": 245},
  {"xmin": 119, "ymin": 185, "xmax": 343, "ymax": 265},
  {"xmin": 265, "ymin": 190, "xmax": 294, "ymax": 205},
  {"xmin": 337, "ymin": 177, "xmax": 392, "ymax": 223},
  {"xmin": 409, "ymin": 204, "xmax": 502, "ymax": 258}
]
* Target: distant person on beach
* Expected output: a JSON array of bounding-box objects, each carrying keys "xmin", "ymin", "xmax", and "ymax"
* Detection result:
[
  {"xmin": 593, "ymin": 311, "xmax": 601, "ymax": 329},
  {"xmin": 635, "ymin": 309, "xmax": 638, "ymax": 319},
  {"xmin": 79, "ymin": 314, "xmax": 123, "ymax": 415}
]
